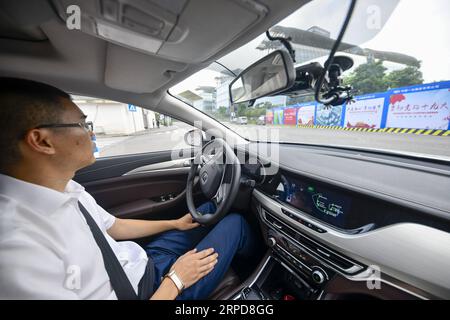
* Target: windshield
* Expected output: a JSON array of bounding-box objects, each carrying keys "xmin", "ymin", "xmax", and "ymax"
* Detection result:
[{"xmin": 170, "ymin": 0, "xmax": 450, "ymax": 158}]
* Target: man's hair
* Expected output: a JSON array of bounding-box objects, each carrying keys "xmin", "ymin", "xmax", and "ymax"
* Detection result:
[{"xmin": 0, "ymin": 77, "xmax": 71, "ymax": 172}]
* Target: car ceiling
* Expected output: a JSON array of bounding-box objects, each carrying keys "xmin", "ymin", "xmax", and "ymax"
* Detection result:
[{"xmin": 0, "ymin": 0, "xmax": 308, "ymax": 109}]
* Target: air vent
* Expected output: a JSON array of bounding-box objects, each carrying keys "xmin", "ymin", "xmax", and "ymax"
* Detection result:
[{"xmin": 264, "ymin": 210, "xmax": 364, "ymax": 274}]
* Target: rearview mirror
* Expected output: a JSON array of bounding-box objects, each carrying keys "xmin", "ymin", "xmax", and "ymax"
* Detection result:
[{"xmin": 229, "ymin": 50, "xmax": 295, "ymax": 104}]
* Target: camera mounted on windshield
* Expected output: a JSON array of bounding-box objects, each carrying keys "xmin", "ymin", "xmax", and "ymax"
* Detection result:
[
  {"xmin": 228, "ymin": 0, "xmax": 357, "ymax": 108},
  {"xmin": 319, "ymin": 56, "xmax": 355, "ymax": 107},
  {"xmin": 263, "ymin": 8, "xmax": 357, "ymax": 107}
]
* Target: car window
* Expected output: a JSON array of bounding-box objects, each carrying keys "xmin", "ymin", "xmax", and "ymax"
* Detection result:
[
  {"xmin": 72, "ymin": 96, "xmax": 192, "ymax": 158},
  {"xmin": 170, "ymin": 0, "xmax": 450, "ymax": 159}
]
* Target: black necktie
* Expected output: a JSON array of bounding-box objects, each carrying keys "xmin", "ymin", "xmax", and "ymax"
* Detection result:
[{"xmin": 78, "ymin": 201, "xmax": 138, "ymax": 300}]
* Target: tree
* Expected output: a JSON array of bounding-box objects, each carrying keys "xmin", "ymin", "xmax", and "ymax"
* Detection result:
[
  {"xmin": 343, "ymin": 60, "xmax": 388, "ymax": 95},
  {"xmin": 384, "ymin": 65, "xmax": 423, "ymax": 89},
  {"xmin": 217, "ymin": 106, "xmax": 228, "ymax": 120},
  {"xmin": 343, "ymin": 60, "xmax": 425, "ymax": 95},
  {"xmin": 237, "ymin": 103, "xmax": 247, "ymax": 117},
  {"xmin": 286, "ymin": 95, "xmax": 315, "ymax": 105}
]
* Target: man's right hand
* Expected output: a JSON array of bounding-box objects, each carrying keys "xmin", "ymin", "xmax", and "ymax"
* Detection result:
[{"xmin": 170, "ymin": 248, "xmax": 219, "ymax": 290}]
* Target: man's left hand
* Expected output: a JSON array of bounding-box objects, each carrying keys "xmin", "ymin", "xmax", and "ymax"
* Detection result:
[{"xmin": 174, "ymin": 213, "xmax": 200, "ymax": 231}]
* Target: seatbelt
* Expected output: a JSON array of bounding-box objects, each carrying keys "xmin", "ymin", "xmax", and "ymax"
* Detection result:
[
  {"xmin": 78, "ymin": 202, "xmax": 138, "ymax": 300},
  {"xmin": 138, "ymin": 258, "xmax": 155, "ymax": 300}
]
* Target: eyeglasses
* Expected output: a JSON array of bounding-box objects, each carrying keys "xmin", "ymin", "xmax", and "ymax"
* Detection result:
[{"xmin": 35, "ymin": 121, "xmax": 94, "ymax": 132}]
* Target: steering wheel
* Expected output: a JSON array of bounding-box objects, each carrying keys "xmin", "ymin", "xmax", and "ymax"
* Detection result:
[{"xmin": 186, "ymin": 138, "xmax": 241, "ymax": 225}]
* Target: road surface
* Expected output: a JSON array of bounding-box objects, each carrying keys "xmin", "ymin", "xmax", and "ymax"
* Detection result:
[{"xmin": 95, "ymin": 122, "xmax": 450, "ymax": 159}]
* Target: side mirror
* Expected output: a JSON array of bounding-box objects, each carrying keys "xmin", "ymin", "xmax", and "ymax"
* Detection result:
[
  {"xmin": 184, "ymin": 129, "xmax": 205, "ymax": 147},
  {"xmin": 86, "ymin": 121, "xmax": 94, "ymax": 132},
  {"xmin": 229, "ymin": 50, "xmax": 295, "ymax": 104}
]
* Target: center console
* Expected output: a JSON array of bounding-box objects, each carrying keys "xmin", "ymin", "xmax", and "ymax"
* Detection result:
[
  {"xmin": 233, "ymin": 254, "xmax": 325, "ymax": 300},
  {"xmin": 224, "ymin": 156, "xmax": 445, "ymax": 300},
  {"xmin": 229, "ymin": 188, "xmax": 430, "ymax": 301},
  {"xmin": 233, "ymin": 203, "xmax": 366, "ymax": 299}
]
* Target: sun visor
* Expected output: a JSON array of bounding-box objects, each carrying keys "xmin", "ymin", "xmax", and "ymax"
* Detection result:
[
  {"xmin": 157, "ymin": 0, "xmax": 268, "ymax": 63},
  {"xmin": 103, "ymin": 43, "xmax": 187, "ymax": 93}
]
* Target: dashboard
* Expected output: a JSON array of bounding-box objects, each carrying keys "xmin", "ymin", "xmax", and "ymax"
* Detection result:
[
  {"xmin": 238, "ymin": 142, "xmax": 450, "ymax": 299},
  {"xmin": 276, "ymin": 174, "xmax": 351, "ymax": 230},
  {"xmin": 258, "ymin": 170, "xmax": 450, "ymax": 235}
]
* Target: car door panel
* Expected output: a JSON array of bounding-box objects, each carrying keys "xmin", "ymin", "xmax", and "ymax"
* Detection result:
[
  {"xmin": 74, "ymin": 149, "xmax": 205, "ymax": 220},
  {"xmin": 75, "ymin": 148, "xmax": 194, "ymax": 183}
]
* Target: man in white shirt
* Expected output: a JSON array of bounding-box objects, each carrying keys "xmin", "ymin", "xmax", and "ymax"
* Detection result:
[{"xmin": 0, "ymin": 78, "xmax": 255, "ymax": 299}]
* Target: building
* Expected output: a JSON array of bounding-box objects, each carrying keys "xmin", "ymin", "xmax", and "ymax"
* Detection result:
[
  {"xmin": 175, "ymin": 87, "xmax": 216, "ymax": 113},
  {"xmin": 215, "ymin": 74, "xmax": 233, "ymax": 111},
  {"xmin": 216, "ymin": 82, "xmax": 231, "ymax": 110},
  {"xmin": 258, "ymin": 25, "xmax": 420, "ymax": 67},
  {"xmin": 306, "ymin": 26, "xmax": 330, "ymax": 38},
  {"xmin": 194, "ymin": 86, "xmax": 216, "ymax": 112},
  {"xmin": 176, "ymin": 90, "xmax": 203, "ymax": 106},
  {"xmin": 72, "ymin": 96, "xmax": 157, "ymax": 135}
]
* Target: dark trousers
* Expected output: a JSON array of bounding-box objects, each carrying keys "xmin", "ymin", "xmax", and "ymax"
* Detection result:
[{"xmin": 144, "ymin": 202, "xmax": 256, "ymax": 300}]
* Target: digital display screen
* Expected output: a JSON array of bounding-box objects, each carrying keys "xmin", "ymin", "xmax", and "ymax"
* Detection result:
[{"xmin": 277, "ymin": 175, "xmax": 351, "ymax": 228}]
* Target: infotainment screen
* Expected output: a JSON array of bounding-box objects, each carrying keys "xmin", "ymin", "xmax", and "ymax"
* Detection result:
[{"xmin": 278, "ymin": 175, "xmax": 351, "ymax": 228}]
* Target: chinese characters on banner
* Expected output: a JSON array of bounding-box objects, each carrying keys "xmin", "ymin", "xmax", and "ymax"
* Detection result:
[
  {"xmin": 266, "ymin": 81, "xmax": 450, "ymax": 130},
  {"xmin": 316, "ymin": 104, "xmax": 343, "ymax": 126},
  {"xmin": 283, "ymin": 107, "xmax": 297, "ymax": 125},
  {"xmin": 265, "ymin": 110, "xmax": 274, "ymax": 124},
  {"xmin": 344, "ymin": 98, "xmax": 384, "ymax": 128},
  {"xmin": 296, "ymin": 104, "xmax": 315, "ymax": 126},
  {"xmin": 273, "ymin": 108, "xmax": 284, "ymax": 125},
  {"xmin": 386, "ymin": 89, "xmax": 450, "ymax": 130}
]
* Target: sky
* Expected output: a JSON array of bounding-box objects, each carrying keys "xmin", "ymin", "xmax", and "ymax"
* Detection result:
[
  {"xmin": 363, "ymin": 0, "xmax": 450, "ymax": 83},
  {"xmin": 171, "ymin": 0, "xmax": 450, "ymax": 95}
]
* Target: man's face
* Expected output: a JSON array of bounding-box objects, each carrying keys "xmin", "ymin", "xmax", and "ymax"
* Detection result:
[{"xmin": 50, "ymin": 98, "xmax": 96, "ymax": 171}]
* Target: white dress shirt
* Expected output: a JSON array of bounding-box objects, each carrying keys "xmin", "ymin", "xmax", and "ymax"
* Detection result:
[{"xmin": 0, "ymin": 174, "xmax": 148, "ymax": 299}]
